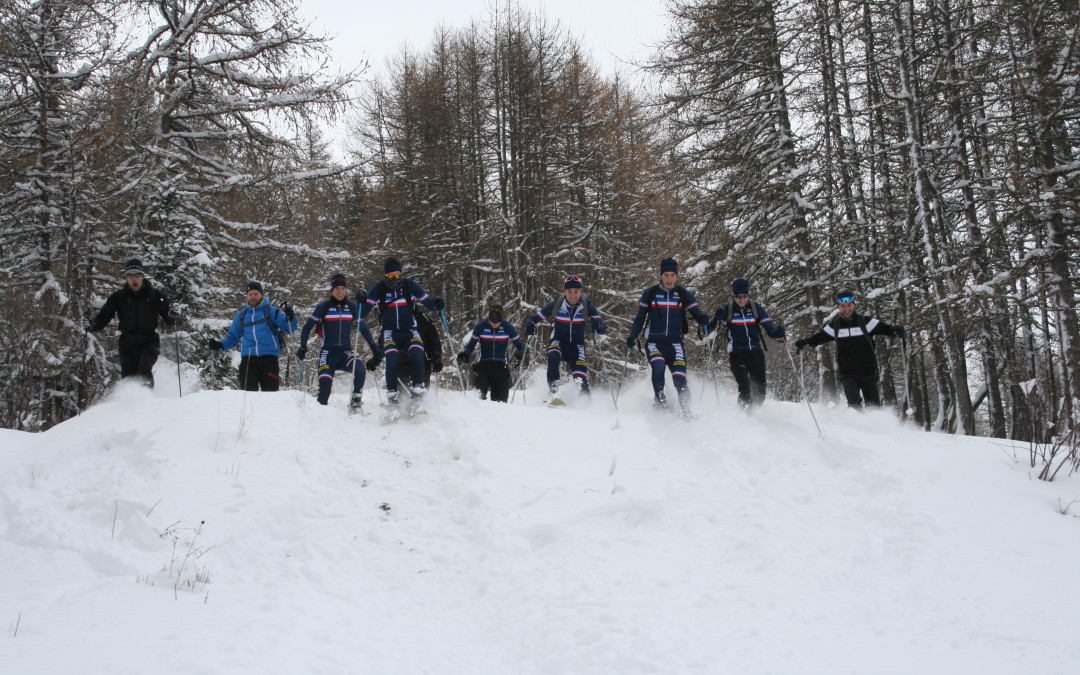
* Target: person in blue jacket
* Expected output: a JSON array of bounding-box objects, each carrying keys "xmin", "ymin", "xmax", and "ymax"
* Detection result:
[
  {"xmin": 457, "ymin": 304, "xmax": 525, "ymax": 402},
  {"xmin": 208, "ymin": 281, "xmax": 297, "ymax": 391},
  {"xmin": 709, "ymin": 278, "xmax": 786, "ymax": 408},
  {"xmin": 296, "ymin": 274, "xmax": 380, "ymax": 408},
  {"xmin": 626, "ymin": 258, "xmax": 711, "ymax": 409},
  {"xmin": 358, "ymin": 258, "xmax": 444, "ymax": 401},
  {"xmin": 524, "ymin": 275, "xmax": 607, "ymax": 397}
]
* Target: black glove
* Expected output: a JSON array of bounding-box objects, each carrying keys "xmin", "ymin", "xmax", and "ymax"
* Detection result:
[
  {"xmin": 168, "ymin": 303, "xmax": 182, "ymax": 320},
  {"xmin": 281, "ymin": 302, "xmax": 295, "ymax": 321},
  {"xmin": 895, "ymin": 326, "xmax": 906, "ymax": 340},
  {"xmin": 365, "ymin": 355, "xmax": 382, "ymax": 372},
  {"xmin": 794, "ymin": 338, "xmax": 807, "ymax": 353},
  {"xmin": 433, "ymin": 298, "xmax": 446, "ymax": 311},
  {"xmin": 208, "ymin": 339, "xmax": 224, "ymax": 351},
  {"xmin": 371, "ymin": 345, "xmax": 384, "ymax": 359},
  {"xmin": 431, "ymin": 357, "xmax": 443, "ymax": 372},
  {"xmin": 513, "ymin": 351, "xmax": 524, "ymax": 365},
  {"xmin": 625, "ymin": 335, "xmax": 636, "ymax": 350},
  {"xmin": 456, "ymin": 351, "xmax": 470, "ymax": 364},
  {"xmin": 525, "ymin": 324, "xmax": 535, "ymax": 337},
  {"xmin": 83, "ymin": 317, "xmax": 95, "ymax": 333},
  {"xmin": 295, "ymin": 346, "xmax": 307, "ymax": 360}
]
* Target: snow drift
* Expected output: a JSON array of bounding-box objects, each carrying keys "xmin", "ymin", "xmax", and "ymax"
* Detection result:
[{"xmin": 2, "ymin": 371, "xmax": 1079, "ymax": 674}]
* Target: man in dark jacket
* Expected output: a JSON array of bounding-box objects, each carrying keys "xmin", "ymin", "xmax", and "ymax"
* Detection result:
[
  {"xmin": 458, "ymin": 304, "xmax": 525, "ymax": 402},
  {"xmin": 710, "ymin": 278, "xmax": 786, "ymax": 408},
  {"xmin": 86, "ymin": 259, "xmax": 179, "ymax": 388},
  {"xmin": 626, "ymin": 258, "xmax": 711, "ymax": 410},
  {"xmin": 296, "ymin": 274, "xmax": 380, "ymax": 409},
  {"xmin": 524, "ymin": 275, "xmax": 607, "ymax": 398},
  {"xmin": 795, "ymin": 290, "xmax": 905, "ymax": 408},
  {"xmin": 208, "ymin": 281, "xmax": 297, "ymax": 392},
  {"xmin": 392, "ymin": 307, "xmax": 443, "ymax": 391},
  {"xmin": 357, "ymin": 258, "xmax": 444, "ymax": 401}
]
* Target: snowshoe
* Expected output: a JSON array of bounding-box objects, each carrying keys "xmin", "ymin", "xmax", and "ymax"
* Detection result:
[
  {"xmin": 349, "ymin": 393, "xmax": 367, "ymax": 416},
  {"xmin": 380, "ymin": 391, "xmax": 401, "ymax": 424},
  {"xmin": 546, "ymin": 384, "xmax": 565, "ymax": 407}
]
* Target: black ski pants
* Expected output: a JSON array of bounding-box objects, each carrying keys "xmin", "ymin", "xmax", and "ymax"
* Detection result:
[
  {"xmin": 118, "ymin": 332, "xmax": 160, "ymax": 388},
  {"xmin": 474, "ymin": 361, "xmax": 512, "ymax": 402},
  {"xmin": 317, "ymin": 348, "xmax": 364, "ymax": 405},
  {"xmin": 239, "ymin": 355, "xmax": 280, "ymax": 392},
  {"xmin": 729, "ymin": 348, "xmax": 767, "ymax": 408},
  {"xmin": 841, "ymin": 373, "xmax": 881, "ymax": 408}
]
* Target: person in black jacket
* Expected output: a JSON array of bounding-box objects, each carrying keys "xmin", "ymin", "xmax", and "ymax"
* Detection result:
[
  {"xmin": 795, "ymin": 290, "xmax": 905, "ymax": 408},
  {"xmin": 85, "ymin": 259, "xmax": 179, "ymax": 388},
  {"xmin": 391, "ymin": 307, "xmax": 444, "ymax": 391}
]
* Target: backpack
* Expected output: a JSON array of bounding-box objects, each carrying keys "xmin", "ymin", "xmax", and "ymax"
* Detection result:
[
  {"xmin": 644, "ymin": 285, "xmax": 689, "ymax": 336},
  {"xmin": 375, "ymin": 280, "xmax": 415, "ymax": 315},
  {"xmin": 723, "ymin": 299, "xmax": 767, "ymax": 351}
]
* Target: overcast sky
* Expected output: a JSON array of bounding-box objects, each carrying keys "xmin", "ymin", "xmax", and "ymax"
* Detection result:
[{"xmin": 297, "ymin": 0, "xmax": 671, "ymax": 79}]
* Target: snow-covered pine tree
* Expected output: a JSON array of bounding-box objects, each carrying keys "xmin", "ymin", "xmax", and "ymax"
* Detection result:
[
  {"xmin": 104, "ymin": 0, "xmax": 360, "ymax": 384},
  {"xmin": 0, "ymin": 0, "xmax": 126, "ymax": 429}
]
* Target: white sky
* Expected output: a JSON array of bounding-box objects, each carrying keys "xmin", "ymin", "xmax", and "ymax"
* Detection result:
[{"xmin": 297, "ymin": 0, "xmax": 671, "ymax": 79}]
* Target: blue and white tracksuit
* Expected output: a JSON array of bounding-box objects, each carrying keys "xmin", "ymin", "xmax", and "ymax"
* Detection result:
[
  {"xmin": 358, "ymin": 278, "xmax": 438, "ymax": 392},
  {"xmin": 299, "ymin": 299, "xmax": 378, "ymax": 404},
  {"xmin": 628, "ymin": 284, "xmax": 709, "ymax": 395},
  {"xmin": 711, "ymin": 301, "xmax": 786, "ymax": 407},
  {"xmin": 461, "ymin": 319, "xmax": 525, "ymax": 363},
  {"xmin": 525, "ymin": 298, "xmax": 607, "ymax": 388}
]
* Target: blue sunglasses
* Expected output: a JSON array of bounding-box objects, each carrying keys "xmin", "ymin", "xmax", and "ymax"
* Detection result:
[{"xmin": 837, "ymin": 296, "xmax": 855, "ymax": 304}]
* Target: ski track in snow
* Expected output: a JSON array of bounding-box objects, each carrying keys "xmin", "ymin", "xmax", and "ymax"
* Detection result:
[{"xmin": 1, "ymin": 363, "xmax": 1079, "ymax": 674}]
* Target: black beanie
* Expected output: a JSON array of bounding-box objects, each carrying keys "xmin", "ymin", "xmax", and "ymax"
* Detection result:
[
  {"xmin": 330, "ymin": 274, "xmax": 347, "ymax": 289},
  {"xmin": 731, "ymin": 278, "xmax": 750, "ymax": 296},
  {"xmin": 384, "ymin": 258, "xmax": 403, "ymax": 275},
  {"xmin": 123, "ymin": 259, "xmax": 144, "ymax": 274},
  {"xmin": 836, "ymin": 289, "xmax": 855, "ymax": 302},
  {"xmin": 660, "ymin": 258, "xmax": 679, "ymax": 275},
  {"xmin": 246, "ymin": 281, "xmax": 264, "ymax": 294}
]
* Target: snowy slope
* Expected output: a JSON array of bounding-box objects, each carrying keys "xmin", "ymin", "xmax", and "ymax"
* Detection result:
[{"xmin": 2, "ymin": 369, "xmax": 1079, "ymax": 674}]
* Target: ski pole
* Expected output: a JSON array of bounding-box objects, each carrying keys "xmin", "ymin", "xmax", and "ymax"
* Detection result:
[
  {"xmin": 438, "ymin": 309, "xmax": 467, "ymax": 393},
  {"xmin": 173, "ymin": 325, "xmax": 183, "ymax": 397},
  {"xmin": 511, "ymin": 334, "xmax": 532, "ymax": 404},
  {"xmin": 900, "ymin": 335, "xmax": 911, "ymax": 418},
  {"xmin": 787, "ymin": 345, "xmax": 822, "ymax": 437}
]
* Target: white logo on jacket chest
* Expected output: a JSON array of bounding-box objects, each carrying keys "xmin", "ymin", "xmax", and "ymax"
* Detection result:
[{"xmin": 837, "ymin": 327, "xmax": 865, "ymax": 338}]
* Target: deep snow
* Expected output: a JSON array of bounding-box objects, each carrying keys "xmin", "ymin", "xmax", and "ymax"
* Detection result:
[{"xmin": 2, "ymin": 363, "xmax": 1079, "ymax": 674}]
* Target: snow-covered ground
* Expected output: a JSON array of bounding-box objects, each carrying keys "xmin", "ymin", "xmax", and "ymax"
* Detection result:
[{"xmin": 2, "ymin": 362, "xmax": 1079, "ymax": 674}]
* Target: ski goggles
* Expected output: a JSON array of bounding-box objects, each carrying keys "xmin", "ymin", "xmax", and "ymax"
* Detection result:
[
  {"xmin": 732, "ymin": 293, "xmax": 749, "ymax": 299},
  {"xmin": 837, "ymin": 296, "xmax": 855, "ymax": 304},
  {"xmin": 564, "ymin": 275, "xmax": 582, "ymax": 284},
  {"xmin": 385, "ymin": 271, "xmax": 402, "ymax": 279}
]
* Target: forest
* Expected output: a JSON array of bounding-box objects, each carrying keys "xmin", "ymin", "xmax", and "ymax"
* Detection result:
[{"xmin": 1, "ymin": 0, "xmax": 1077, "ymax": 443}]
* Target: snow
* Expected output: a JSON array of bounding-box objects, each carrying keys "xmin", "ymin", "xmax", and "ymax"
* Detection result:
[{"xmin": 2, "ymin": 363, "xmax": 1080, "ymax": 674}]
